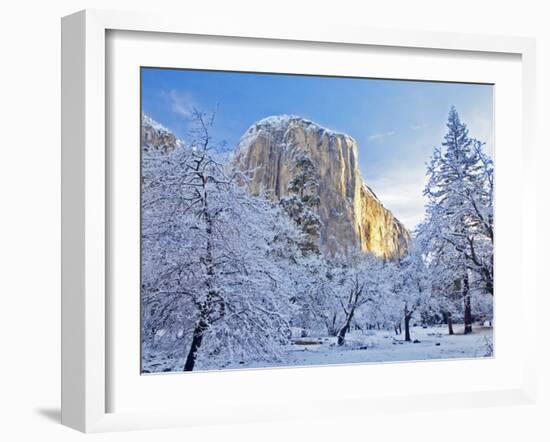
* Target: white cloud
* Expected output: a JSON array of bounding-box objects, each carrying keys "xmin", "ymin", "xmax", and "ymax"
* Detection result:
[
  {"xmin": 163, "ymin": 89, "xmax": 196, "ymax": 119},
  {"xmin": 365, "ymin": 163, "xmax": 428, "ymax": 231},
  {"xmin": 367, "ymin": 131, "xmax": 395, "ymax": 142},
  {"xmin": 409, "ymin": 123, "xmax": 429, "ymax": 131}
]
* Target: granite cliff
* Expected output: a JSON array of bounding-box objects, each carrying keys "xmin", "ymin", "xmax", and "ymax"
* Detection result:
[
  {"xmin": 142, "ymin": 114, "xmax": 180, "ymax": 154},
  {"xmin": 233, "ymin": 115, "xmax": 410, "ymax": 258}
]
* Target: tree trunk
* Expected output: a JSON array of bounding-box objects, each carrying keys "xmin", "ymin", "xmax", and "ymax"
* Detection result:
[
  {"xmin": 404, "ymin": 314, "xmax": 411, "ymax": 342},
  {"xmin": 447, "ymin": 313, "xmax": 454, "ymax": 335},
  {"xmin": 183, "ymin": 185, "xmax": 219, "ymax": 371},
  {"xmin": 183, "ymin": 316, "xmax": 208, "ymax": 371},
  {"xmin": 463, "ymin": 275, "xmax": 472, "ymax": 334},
  {"xmin": 337, "ymin": 323, "xmax": 349, "ymax": 346},
  {"xmin": 485, "ymin": 276, "xmax": 494, "ymax": 296},
  {"xmin": 337, "ymin": 301, "xmax": 357, "ymax": 346}
]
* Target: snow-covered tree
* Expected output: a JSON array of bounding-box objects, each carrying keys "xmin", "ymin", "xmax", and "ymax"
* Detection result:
[
  {"xmin": 142, "ymin": 110, "xmax": 302, "ymax": 371},
  {"xmin": 421, "ymin": 106, "xmax": 494, "ymax": 334},
  {"xmin": 304, "ymin": 256, "xmax": 343, "ymax": 342},
  {"xmin": 328, "ymin": 253, "xmax": 384, "ymax": 345},
  {"xmin": 415, "ymin": 221, "xmax": 463, "ymax": 335},
  {"xmin": 388, "ymin": 242, "xmax": 432, "ymax": 342}
]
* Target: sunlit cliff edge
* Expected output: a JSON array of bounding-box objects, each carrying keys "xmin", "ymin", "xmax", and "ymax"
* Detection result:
[{"xmin": 233, "ymin": 115, "xmax": 410, "ymax": 258}]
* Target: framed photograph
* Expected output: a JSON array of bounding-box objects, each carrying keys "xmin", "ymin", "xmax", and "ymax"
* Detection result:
[{"xmin": 61, "ymin": 9, "xmax": 537, "ymax": 432}]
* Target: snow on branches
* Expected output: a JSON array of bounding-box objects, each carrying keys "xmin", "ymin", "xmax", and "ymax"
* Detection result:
[{"xmin": 142, "ymin": 110, "xmax": 302, "ymax": 371}]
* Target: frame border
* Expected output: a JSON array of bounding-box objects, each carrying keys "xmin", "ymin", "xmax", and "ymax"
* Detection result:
[{"xmin": 61, "ymin": 9, "xmax": 537, "ymax": 432}]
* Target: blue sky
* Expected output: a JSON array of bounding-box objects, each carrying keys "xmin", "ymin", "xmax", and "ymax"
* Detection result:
[{"xmin": 141, "ymin": 68, "xmax": 493, "ymax": 229}]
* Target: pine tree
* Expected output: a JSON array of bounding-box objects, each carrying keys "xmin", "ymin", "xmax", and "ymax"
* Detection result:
[
  {"xmin": 422, "ymin": 107, "xmax": 494, "ymax": 334},
  {"xmin": 280, "ymin": 153, "xmax": 322, "ymax": 253}
]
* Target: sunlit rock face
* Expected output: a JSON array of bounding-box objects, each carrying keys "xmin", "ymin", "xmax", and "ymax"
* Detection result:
[{"xmin": 233, "ymin": 115, "xmax": 410, "ymax": 258}]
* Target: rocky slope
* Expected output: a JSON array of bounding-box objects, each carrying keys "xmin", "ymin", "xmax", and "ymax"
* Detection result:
[
  {"xmin": 142, "ymin": 113, "xmax": 181, "ymax": 154},
  {"xmin": 233, "ymin": 115, "xmax": 410, "ymax": 258}
]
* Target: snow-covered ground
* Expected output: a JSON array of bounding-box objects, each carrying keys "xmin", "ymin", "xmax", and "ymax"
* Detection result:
[
  {"xmin": 143, "ymin": 325, "xmax": 493, "ymax": 373},
  {"xmin": 234, "ymin": 325, "xmax": 493, "ymax": 370}
]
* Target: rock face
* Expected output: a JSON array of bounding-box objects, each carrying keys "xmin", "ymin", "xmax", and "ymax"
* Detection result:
[
  {"xmin": 233, "ymin": 115, "xmax": 410, "ymax": 258},
  {"xmin": 142, "ymin": 114, "xmax": 180, "ymax": 154}
]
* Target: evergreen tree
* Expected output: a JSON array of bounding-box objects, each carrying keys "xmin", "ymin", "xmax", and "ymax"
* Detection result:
[
  {"xmin": 421, "ymin": 107, "xmax": 494, "ymax": 334},
  {"xmin": 280, "ymin": 153, "xmax": 322, "ymax": 253}
]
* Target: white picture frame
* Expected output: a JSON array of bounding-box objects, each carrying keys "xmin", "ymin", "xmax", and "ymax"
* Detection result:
[{"xmin": 61, "ymin": 9, "xmax": 537, "ymax": 433}]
